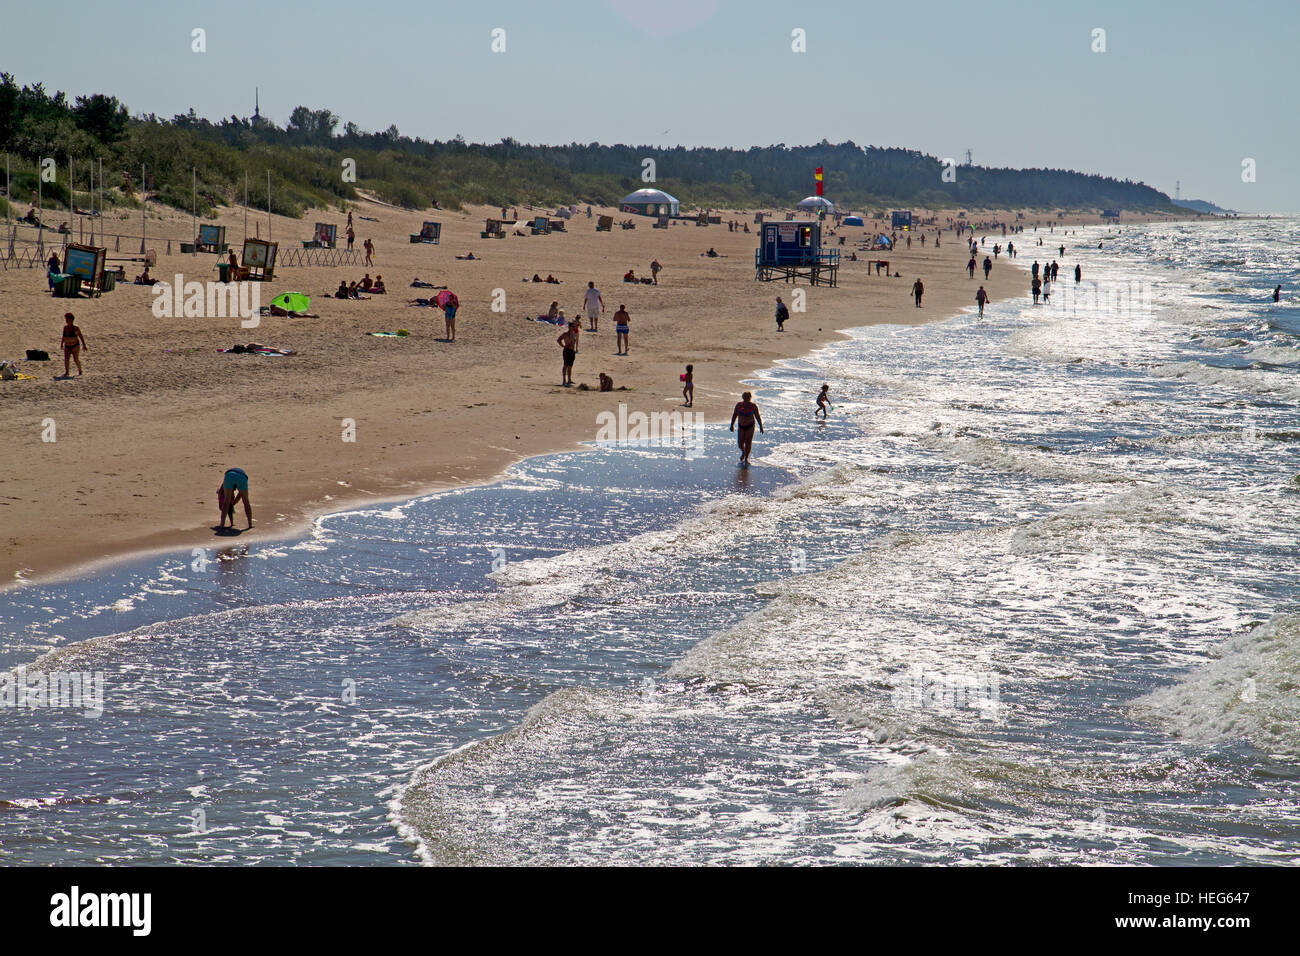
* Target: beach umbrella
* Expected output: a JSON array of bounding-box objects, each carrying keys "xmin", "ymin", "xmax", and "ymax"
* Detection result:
[
  {"xmin": 435, "ymin": 290, "xmax": 458, "ymax": 309},
  {"xmin": 272, "ymin": 291, "xmax": 311, "ymax": 312}
]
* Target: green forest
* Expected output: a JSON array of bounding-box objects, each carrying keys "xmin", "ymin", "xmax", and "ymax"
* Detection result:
[{"xmin": 0, "ymin": 75, "xmax": 1178, "ymax": 219}]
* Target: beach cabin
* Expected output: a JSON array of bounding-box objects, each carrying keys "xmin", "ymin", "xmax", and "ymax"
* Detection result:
[
  {"xmin": 409, "ymin": 221, "xmax": 441, "ymax": 244},
  {"xmin": 304, "ymin": 222, "xmax": 337, "ymax": 249},
  {"xmin": 240, "ymin": 238, "xmax": 278, "ymax": 281},
  {"xmin": 755, "ymin": 220, "xmax": 839, "ymax": 287},
  {"xmin": 196, "ymin": 224, "xmax": 227, "ymax": 253},
  {"xmin": 596, "ymin": 215, "xmax": 614, "ymax": 232},
  {"xmin": 619, "ymin": 188, "xmax": 680, "ymax": 218},
  {"xmin": 56, "ymin": 243, "xmax": 110, "ymax": 297},
  {"xmin": 891, "ymin": 210, "xmax": 913, "ymax": 231}
]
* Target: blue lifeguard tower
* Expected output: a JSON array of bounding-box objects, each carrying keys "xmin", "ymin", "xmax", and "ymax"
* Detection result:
[{"xmin": 754, "ymin": 220, "xmax": 840, "ymax": 287}]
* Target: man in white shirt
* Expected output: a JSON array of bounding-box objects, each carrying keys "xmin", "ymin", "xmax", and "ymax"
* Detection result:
[{"xmin": 583, "ymin": 281, "xmax": 604, "ymax": 332}]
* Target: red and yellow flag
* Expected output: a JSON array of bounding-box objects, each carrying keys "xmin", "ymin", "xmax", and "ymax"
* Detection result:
[{"xmin": 814, "ymin": 167, "xmax": 824, "ymax": 196}]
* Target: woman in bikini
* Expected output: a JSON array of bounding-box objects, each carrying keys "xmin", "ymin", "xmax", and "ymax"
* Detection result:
[
  {"xmin": 729, "ymin": 391, "xmax": 764, "ymax": 465},
  {"xmin": 60, "ymin": 312, "xmax": 87, "ymax": 377}
]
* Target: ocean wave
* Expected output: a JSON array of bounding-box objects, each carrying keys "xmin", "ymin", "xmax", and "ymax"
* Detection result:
[{"xmin": 1132, "ymin": 614, "xmax": 1300, "ymax": 755}]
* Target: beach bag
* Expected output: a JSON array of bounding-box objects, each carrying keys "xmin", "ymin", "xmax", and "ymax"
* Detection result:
[{"xmin": 26, "ymin": 349, "xmax": 50, "ymax": 361}]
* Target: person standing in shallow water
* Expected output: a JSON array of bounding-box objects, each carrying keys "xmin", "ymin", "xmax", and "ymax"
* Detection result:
[
  {"xmin": 730, "ymin": 391, "xmax": 764, "ymax": 465},
  {"xmin": 218, "ymin": 467, "xmax": 253, "ymax": 530}
]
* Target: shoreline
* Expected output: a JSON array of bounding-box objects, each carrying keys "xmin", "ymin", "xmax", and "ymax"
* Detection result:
[{"xmin": 1, "ymin": 203, "xmax": 1165, "ymax": 589}]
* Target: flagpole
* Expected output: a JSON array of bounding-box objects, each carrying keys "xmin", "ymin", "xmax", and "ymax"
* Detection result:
[
  {"xmin": 140, "ymin": 163, "xmax": 147, "ymax": 254},
  {"xmin": 192, "ymin": 167, "xmax": 197, "ymax": 255}
]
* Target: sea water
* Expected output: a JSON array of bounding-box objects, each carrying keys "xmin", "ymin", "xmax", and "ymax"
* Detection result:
[{"xmin": 3, "ymin": 218, "xmax": 1298, "ymax": 864}]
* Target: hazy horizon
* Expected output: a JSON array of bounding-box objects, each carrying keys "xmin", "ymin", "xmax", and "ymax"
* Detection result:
[{"xmin": 4, "ymin": 0, "xmax": 1297, "ymax": 213}]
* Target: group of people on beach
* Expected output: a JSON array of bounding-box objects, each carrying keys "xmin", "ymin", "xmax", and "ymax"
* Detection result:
[{"xmin": 335, "ymin": 274, "xmax": 386, "ymax": 298}]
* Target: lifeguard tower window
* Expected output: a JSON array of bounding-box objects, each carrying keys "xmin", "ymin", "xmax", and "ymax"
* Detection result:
[{"xmin": 798, "ymin": 226, "xmax": 813, "ymax": 247}]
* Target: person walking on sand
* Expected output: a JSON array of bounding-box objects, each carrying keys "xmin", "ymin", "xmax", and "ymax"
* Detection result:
[
  {"xmin": 816, "ymin": 384, "xmax": 831, "ymax": 419},
  {"xmin": 650, "ymin": 260, "xmax": 662, "ymax": 285},
  {"xmin": 218, "ymin": 467, "xmax": 253, "ymax": 531},
  {"xmin": 59, "ymin": 312, "xmax": 87, "ymax": 377},
  {"xmin": 614, "ymin": 304, "xmax": 630, "ymax": 355},
  {"xmin": 730, "ymin": 391, "xmax": 764, "ymax": 465},
  {"xmin": 911, "ymin": 278, "xmax": 924, "ymax": 307},
  {"xmin": 363, "ymin": 237, "xmax": 375, "ymax": 265},
  {"xmin": 46, "ymin": 251, "xmax": 61, "ymax": 291},
  {"xmin": 775, "ymin": 295, "xmax": 789, "ymax": 331},
  {"xmin": 976, "ymin": 285, "xmax": 989, "ymax": 317},
  {"xmin": 443, "ymin": 295, "xmax": 458, "ymax": 341},
  {"xmin": 682, "ymin": 364, "xmax": 694, "ymax": 407},
  {"xmin": 983, "ymin": 256, "xmax": 992, "ymax": 279},
  {"xmin": 582, "ymin": 281, "xmax": 604, "ymax": 332},
  {"xmin": 967, "ymin": 255, "xmax": 976, "ymax": 278},
  {"xmin": 558, "ymin": 322, "xmax": 578, "ymax": 386}
]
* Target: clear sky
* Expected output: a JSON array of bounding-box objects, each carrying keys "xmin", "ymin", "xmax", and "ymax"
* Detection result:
[{"xmin": 4, "ymin": 0, "xmax": 1296, "ymax": 211}]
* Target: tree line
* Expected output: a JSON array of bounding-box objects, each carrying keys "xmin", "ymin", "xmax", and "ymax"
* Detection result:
[{"xmin": 0, "ymin": 75, "xmax": 1177, "ymax": 219}]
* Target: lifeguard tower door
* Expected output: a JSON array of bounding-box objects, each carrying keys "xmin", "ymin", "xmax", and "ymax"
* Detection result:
[{"xmin": 763, "ymin": 225, "xmax": 779, "ymax": 263}]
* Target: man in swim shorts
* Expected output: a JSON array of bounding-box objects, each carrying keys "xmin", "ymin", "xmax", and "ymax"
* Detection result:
[
  {"xmin": 558, "ymin": 322, "xmax": 578, "ymax": 386},
  {"xmin": 614, "ymin": 304, "xmax": 630, "ymax": 355},
  {"xmin": 218, "ymin": 467, "xmax": 253, "ymax": 530},
  {"xmin": 729, "ymin": 391, "xmax": 764, "ymax": 465}
]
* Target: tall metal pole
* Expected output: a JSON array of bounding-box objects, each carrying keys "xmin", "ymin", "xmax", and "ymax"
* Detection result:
[
  {"xmin": 140, "ymin": 163, "xmax": 146, "ymax": 254},
  {"xmin": 244, "ymin": 171, "xmax": 248, "ymax": 242},
  {"xmin": 267, "ymin": 169, "xmax": 271, "ymax": 242},
  {"xmin": 37, "ymin": 158, "xmax": 43, "ymax": 257},
  {"xmin": 98, "ymin": 157, "xmax": 103, "ymax": 248},
  {"xmin": 192, "ymin": 167, "xmax": 197, "ymax": 255},
  {"xmin": 5, "ymin": 154, "xmax": 11, "ymax": 259},
  {"xmin": 88, "ymin": 159, "xmax": 94, "ymax": 246},
  {"xmin": 69, "ymin": 157, "xmax": 75, "ymax": 245}
]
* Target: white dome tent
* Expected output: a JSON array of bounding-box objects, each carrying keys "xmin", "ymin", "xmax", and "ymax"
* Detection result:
[
  {"xmin": 619, "ymin": 188, "xmax": 680, "ymax": 217},
  {"xmin": 795, "ymin": 196, "xmax": 835, "ymax": 214}
]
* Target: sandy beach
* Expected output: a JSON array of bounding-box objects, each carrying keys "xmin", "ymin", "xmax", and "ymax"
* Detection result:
[{"xmin": 0, "ymin": 200, "xmax": 1172, "ymax": 585}]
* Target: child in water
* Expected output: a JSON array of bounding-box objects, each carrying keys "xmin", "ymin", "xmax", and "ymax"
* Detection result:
[
  {"xmin": 816, "ymin": 384, "xmax": 831, "ymax": 419},
  {"xmin": 681, "ymin": 364, "xmax": 694, "ymax": 407}
]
